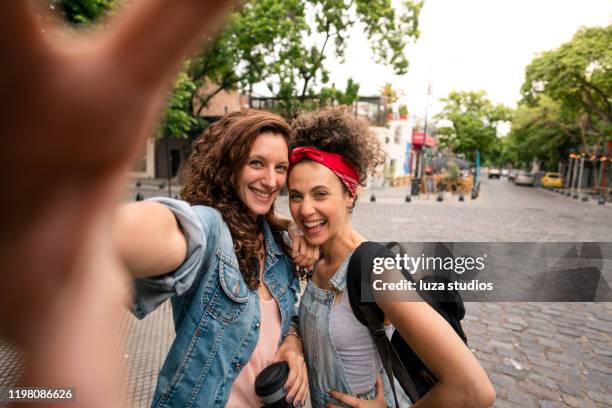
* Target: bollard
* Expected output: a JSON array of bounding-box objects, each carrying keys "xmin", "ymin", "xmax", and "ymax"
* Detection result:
[
  {"xmin": 159, "ymin": 182, "xmax": 166, "ymax": 189},
  {"xmin": 437, "ymin": 191, "xmax": 444, "ymax": 202},
  {"xmin": 581, "ymin": 194, "xmax": 588, "ymax": 202},
  {"xmin": 572, "ymin": 193, "xmax": 578, "ymax": 199},
  {"xmin": 370, "ymin": 194, "xmax": 376, "ymax": 202},
  {"xmin": 135, "ymin": 192, "xmax": 144, "ymax": 201},
  {"xmin": 598, "ymin": 196, "xmax": 606, "ymax": 205},
  {"xmin": 458, "ymin": 194, "xmax": 464, "ymax": 202},
  {"xmin": 135, "ymin": 181, "xmax": 141, "ymax": 187},
  {"xmin": 405, "ymin": 195, "xmax": 411, "ymax": 203}
]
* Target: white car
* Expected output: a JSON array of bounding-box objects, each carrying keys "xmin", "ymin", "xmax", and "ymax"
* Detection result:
[
  {"xmin": 515, "ymin": 171, "xmax": 534, "ymax": 186},
  {"xmin": 488, "ymin": 168, "xmax": 501, "ymax": 179},
  {"xmin": 501, "ymin": 169, "xmax": 510, "ymax": 177}
]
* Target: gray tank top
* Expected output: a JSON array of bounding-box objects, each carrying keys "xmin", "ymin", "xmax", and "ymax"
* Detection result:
[{"xmin": 329, "ymin": 287, "xmax": 395, "ymax": 394}]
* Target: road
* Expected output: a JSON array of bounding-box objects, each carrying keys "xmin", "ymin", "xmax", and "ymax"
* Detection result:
[{"xmin": 1, "ymin": 177, "xmax": 610, "ymax": 407}]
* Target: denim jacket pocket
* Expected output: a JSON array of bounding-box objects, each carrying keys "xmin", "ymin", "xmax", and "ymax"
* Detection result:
[
  {"xmin": 202, "ymin": 254, "xmax": 249, "ymax": 325},
  {"xmin": 218, "ymin": 252, "xmax": 249, "ymax": 303}
]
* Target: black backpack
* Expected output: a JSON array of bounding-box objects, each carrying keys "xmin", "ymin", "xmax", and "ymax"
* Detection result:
[{"xmin": 346, "ymin": 241, "xmax": 468, "ymax": 406}]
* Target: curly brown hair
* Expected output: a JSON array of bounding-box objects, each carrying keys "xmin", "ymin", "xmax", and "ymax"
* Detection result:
[
  {"xmin": 181, "ymin": 109, "xmax": 291, "ymax": 290},
  {"xmin": 290, "ymin": 105, "xmax": 386, "ymax": 203}
]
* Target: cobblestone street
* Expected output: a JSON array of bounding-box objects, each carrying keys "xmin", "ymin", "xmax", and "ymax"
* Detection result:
[{"xmin": 1, "ymin": 178, "xmax": 611, "ymax": 407}]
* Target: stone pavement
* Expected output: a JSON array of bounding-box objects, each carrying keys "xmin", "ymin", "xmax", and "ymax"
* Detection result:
[{"xmin": 1, "ymin": 178, "xmax": 611, "ymax": 407}]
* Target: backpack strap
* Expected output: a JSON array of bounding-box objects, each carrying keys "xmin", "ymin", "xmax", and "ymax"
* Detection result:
[{"xmin": 347, "ymin": 242, "xmax": 420, "ymax": 405}]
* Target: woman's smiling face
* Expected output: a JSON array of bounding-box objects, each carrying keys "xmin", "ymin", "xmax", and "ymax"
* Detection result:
[
  {"xmin": 288, "ymin": 160, "xmax": 353, "ymax": 246},
  {"xmin": 235, "ymin": 132, "xmax": 289, "ymax": 218}
]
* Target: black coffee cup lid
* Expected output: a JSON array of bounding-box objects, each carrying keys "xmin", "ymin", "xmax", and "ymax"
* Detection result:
[{"xmin": 255, "ymin": 361, "xmax": 289, "ymax": 397}]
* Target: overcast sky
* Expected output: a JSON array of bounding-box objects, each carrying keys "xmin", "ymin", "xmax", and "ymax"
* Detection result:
[{"xmin": 324, "ymin": 0, "xmax": 611, "ymax": 123}]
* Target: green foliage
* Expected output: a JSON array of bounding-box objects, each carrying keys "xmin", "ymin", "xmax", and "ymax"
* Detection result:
[
  {"xmin": 521, "ymin": 24, "xmax": 612, "ymax": 149},
  {"xmin": 399, "ymin": 105, "xmax": 408, "ymax": 116},
  {"xmin": 158, "ymin": 72, "xmax": 202, "ymax": 138},
  {"xmin": 319, "ymin": 79, "xmax": 360, "ymax": 107},
  {"xmin": 50, "ymin": 0, "xmax": 117, "ymax": 25},
  {"xmin": 222, "ymin": 0, "xmax": 422, "ymax": 118},
  {"xmin": 507, "ymin": 24, "xmax": 611, "ymax": 169},
  {"xmin": 435, "ymin": 91, "xmax": 511, "ymax": 164},
  {"xmin": 446, "ymin": 161, "xmax": 460, "ymax": 182},
  {"xmin": 505, "ymin": 96, "xmax": 580, "ymax": 170},
  {"xmin": 48, "ymin": 0, "xmax": 422, "ymax": 134}
]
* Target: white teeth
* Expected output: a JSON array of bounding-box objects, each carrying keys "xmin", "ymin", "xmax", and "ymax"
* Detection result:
[
  {"xmin": 251, "ymin": 187, "xmax": 272, "ymax": 198},
  {"xmin": 304, "ymin": 220, "xmax": 326, "ymax": 228}
]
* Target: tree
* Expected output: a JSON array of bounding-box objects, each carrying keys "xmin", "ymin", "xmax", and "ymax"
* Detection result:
[
  {"xmin": 505, "ymin": 96, "xmax": 580, "ymax": 169},
  {"xmin": 226, "ymin": 0, "xmax": 423, "ymax": 118},
  {"xmin": 49, "ymin": 0, "xmax": 117, "ymax": 26},
  {"xmin": 51, "ymin": 0, "xmax": 423, "ymax": 131},
  {"xmin": 521, "ymin": 24, "xmax": 612, "ymax": 157},
  {"xmin": 158, "ymin": 71, "xmax": 201, "ymax": 138},
  {"xmin": 435, "ymin": 91, "xmax": 511, "ymax": 164}
]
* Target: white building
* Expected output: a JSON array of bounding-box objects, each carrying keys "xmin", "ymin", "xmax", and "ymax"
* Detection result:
[{"xmin": 369, "ymin": 119, "xmax": 414, "ymax": 182}]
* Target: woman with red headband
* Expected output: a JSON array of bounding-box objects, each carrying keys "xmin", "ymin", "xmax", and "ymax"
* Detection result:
[{"xmin": 287, "ymin": 106, "xmax": 495, "ymax": 408}]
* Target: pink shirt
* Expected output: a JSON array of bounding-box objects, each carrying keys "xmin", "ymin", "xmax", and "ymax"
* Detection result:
[{"xmin": 226, "ymin": 295, "xmax": 282, "ymax": 407}]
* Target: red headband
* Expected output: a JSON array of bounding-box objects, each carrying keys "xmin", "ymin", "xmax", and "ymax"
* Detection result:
[{"xmin": 289, "ymin": 147, "xmax": 360, "ymax": 198}]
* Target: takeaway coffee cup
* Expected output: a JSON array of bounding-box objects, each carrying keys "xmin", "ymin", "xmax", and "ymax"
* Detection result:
[{"xmin": 255, "ymin": 361, "xmax": 294, "ymax": 407}]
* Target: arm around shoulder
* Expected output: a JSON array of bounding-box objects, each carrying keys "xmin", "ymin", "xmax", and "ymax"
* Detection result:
[{"xmin": 113, "ymin": 201, "xmax": 187, "ymax": 278}]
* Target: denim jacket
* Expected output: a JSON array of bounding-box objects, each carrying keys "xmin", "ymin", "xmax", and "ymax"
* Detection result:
[
  {"xmin": 299, "ymin": 254, "xmax": 410, "ymax": 408},
  {"xmin": 132, "ymin": 198, "xmax": 300, "ymax": 408}
]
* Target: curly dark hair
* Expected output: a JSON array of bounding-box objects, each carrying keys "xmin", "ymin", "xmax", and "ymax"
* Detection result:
[
  {"xmin": 290, "ymin": 105, "xmax": 386, "ymax": 204},
  {"xmin": 181, "ymin": 109, "xmax": 291, "ymax": 290}
]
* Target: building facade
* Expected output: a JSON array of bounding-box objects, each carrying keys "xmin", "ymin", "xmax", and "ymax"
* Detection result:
[{"xmin": 369, "ymin": 119, "xmax": 414, "ymax": 185}]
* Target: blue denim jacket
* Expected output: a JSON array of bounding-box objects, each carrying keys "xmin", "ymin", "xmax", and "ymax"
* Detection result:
[
  {"xmin": 132, "ymin": 198, "xmax": 299, "ymax": 408},
  {"xmin": 299, "ymin": 255, "xmax": 411, "ymax": 408}
]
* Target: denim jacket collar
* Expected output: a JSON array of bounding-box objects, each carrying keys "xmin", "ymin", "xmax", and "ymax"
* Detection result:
[{"xmin": 259, "ymin": 217, "xmax": 285, "ymax": 257}]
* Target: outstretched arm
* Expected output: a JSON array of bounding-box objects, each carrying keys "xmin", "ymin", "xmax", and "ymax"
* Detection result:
[{"xmin": 113, "ymin": 201, "xmax": 187, "ymax": 278}]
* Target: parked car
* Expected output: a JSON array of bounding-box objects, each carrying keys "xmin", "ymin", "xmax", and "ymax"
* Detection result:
[
  {"xmin": 508, "ymin": 170, "xmax": 518, "ymax": 181},
  {"xmin": 541, "ymin": 172, "xmax": 564, "ymax": 188},
  {"xmin": 501, "ymin": 168, "xmax": 510, "ymax": 177},
  {"xmin": 515, "ymin": 171, "xmax": 535, "ymax": 186},
  {"xmin": 488, "ymin": 168, "xmax": 501, "ymax": 179}
]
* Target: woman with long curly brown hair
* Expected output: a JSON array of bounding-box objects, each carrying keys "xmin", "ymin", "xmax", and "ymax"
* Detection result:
[
  {"xmin": 287, "ymin": 106, "xmax": 495, "ymax": 408},
  {"xmin": 113, "ymin": 109, "xmax": 317, "ymax": 408}
]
